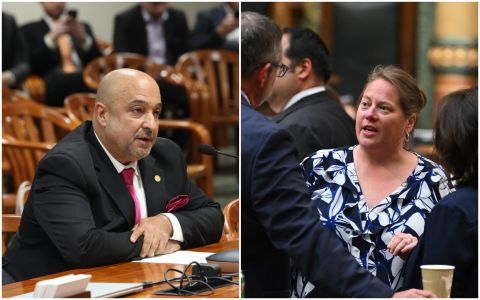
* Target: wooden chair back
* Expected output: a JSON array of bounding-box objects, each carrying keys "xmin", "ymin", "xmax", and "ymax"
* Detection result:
[
  {"xmin": 2, "ymin": 214, "xmax": 21, "ymax": 255},
  {"xmin": 3, "ymin": 100, "xmax": 80, "ymax": 144},
  {"xmin": 176, "ymin": 49, "xmax": 239, "ymax": 147},
  {"xmin": 223, "ymin": 198, "xmax": 239, "ymax": 240},
  {"xmin": 2, "ymin": 134, "xmax": 53, "ymax": 193},
  {"xmin": 64, "ymin": 93, "xmax": 97, "ymax": 123}
]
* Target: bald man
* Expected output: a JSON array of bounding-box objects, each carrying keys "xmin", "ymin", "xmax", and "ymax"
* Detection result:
[{"xmin": 2, "ymin": 69, "xmax": 223, "ymax": 283}]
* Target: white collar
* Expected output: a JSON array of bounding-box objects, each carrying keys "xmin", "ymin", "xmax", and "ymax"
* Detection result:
[
  {"xmin": 241, "ymin": 90, "xmax": 251, "ymax": 105},
  {"xmin": 282, "ymin": 86, "xmax": 326, "ymax": 111},
  {"xmin": 94, "ymin": 130, "xmax": 139, "ymax": 175}
]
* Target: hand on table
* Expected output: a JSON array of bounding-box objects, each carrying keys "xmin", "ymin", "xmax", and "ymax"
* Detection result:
[
  {"xmin": 393, "ymin": 288, "xmax": 436, "ymax": 298},
  {"xmin": 387, "ymin": 232, "xmax": 417, "ymax": 260},
  {"xmin": 130, "ymin": 214, "xmax": 175, "ymax": 258}
]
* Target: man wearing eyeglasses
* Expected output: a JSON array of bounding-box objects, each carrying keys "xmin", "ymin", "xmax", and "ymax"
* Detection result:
[
  {"xmin": 267, "ymin": 27, "xmax": 357, "ymax": 160},
  {"xmin": 241, "ymin": 12, "xmax": 434, "ymax": 298}
]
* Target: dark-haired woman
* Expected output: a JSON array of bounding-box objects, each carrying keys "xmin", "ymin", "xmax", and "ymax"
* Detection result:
[{"xmin": 402, "ymin": 87, "xmax": 478, "ymax": 297}]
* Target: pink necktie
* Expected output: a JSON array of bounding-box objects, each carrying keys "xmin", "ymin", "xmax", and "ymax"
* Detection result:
[{"xmin": 120, "ymin": 168, "xmax": 141, "ymax": 224}]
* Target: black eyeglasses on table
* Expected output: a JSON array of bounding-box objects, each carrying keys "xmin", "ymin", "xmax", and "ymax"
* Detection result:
[{"xmin": 271, "ymin": 63, "xmax": 289, "ymax": 78}]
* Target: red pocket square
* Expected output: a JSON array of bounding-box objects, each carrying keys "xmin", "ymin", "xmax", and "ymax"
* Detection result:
[{"xmin": 166, "ymin": 195, "xmax": 189, "ymax": 212}]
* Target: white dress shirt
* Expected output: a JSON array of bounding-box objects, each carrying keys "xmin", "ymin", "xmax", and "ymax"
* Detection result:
[
  {"xmin": 94, "ymin": 131, "xmax": 184, "ymax": 242},
  {"xmin": 141, "ymin": 8, "xmax": 169, "ymax": 64}
]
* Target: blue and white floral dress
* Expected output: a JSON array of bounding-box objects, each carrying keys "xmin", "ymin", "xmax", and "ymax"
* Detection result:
[{"xmin": 291, "ymin": 146, "xmax": 453, "ymax": 297}]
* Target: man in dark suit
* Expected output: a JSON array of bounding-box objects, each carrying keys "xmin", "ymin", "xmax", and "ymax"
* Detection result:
[
  {"xmin": 20, "ymin": 2, "xmax": 101, "ymax": 106},
  {"xmin": 2, "ymin": 12, "xmax": 30, "ymax": 88},
  {"xmin": 241, "ymin": 12, "xmax": 433, "ymax": 298},
  {"xmin": 268, "ymin": 27, "xmax": 357, "ymax": 159},
  {"xmin": 113, "ymin": 3, "xmax": 190, "ymax": 66},
  {"xmin": 2, "ymin": 69, "xmax": 224, "ymax": 282},
  {"xmin": 191, "ymin": 3, "xmax": 239, "ymax": 51}
]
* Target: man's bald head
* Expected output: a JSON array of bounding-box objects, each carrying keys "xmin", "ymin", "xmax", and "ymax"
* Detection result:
[{"xmin": 96, "ymin": 68, "xmax": 160, "ymax": 106}]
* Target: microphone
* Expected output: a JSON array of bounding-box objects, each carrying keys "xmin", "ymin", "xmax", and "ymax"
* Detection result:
[{"xmin": 198, "ymin": 144, "xmax": 239, "ymax": 159}]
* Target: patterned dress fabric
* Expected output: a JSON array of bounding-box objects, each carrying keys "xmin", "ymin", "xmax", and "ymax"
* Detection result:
[{"xmin": 292, "ymin": 146, "xmax": 453, "ymax": 297}]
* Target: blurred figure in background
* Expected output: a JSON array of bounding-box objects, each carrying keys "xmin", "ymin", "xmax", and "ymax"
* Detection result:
[
  {"xmin": 267, "ymin": 27, "xmax": 356, "ymax": 159},
  {"xmin": 403, "ymin": 87, "xmax": 478, "ymax": 297},
  {"xmin": 21, "ymin": 2, "xmax": 101, "ymax": 106},
  {"xmin": 2, "ymin": 12, "xmax": 30, "ymax": 88},
  {"xmin": 191, "ymin": 2, "xmax": 239, "ymax": 51},
  {"xmin": 113, "ymin": 2, "xmax": 190, "ymax": 66},
  {"xmin": 113, "ymin": 2, "xmax": 190, "ymax": 123},
  {"xmin": 294, "ymin": 65, "xmax": 454, "ymax": 296}
]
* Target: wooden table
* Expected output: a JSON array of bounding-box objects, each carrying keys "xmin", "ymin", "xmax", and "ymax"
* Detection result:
[{"xmin": 3, "ymin": 239, "xmax": 239, "ymax": 298}]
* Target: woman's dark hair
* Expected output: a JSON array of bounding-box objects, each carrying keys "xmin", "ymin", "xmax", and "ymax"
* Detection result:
[{"xmin": 434, "ymin": 87, "xmax": 478, "ymax": 187}]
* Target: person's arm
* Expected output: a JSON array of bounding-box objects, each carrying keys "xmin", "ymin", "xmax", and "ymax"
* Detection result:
[
  {"xmin": 33, "ymin": 152, "xmax": 143, "ymax": 268},
  {"xmin": 251, "ymin": 128, "xmax": 394, "ymax": 297},
  {"xmin": 191, "ymin": 11, "xmax": 223, "ymax": 49},
  {"xmin": 75, "ymin": 23, "xmax": 101, "ymax": 64},
  {"xmin": 4, "ymin": 16, "xmax": 30, "ymax": 85}
]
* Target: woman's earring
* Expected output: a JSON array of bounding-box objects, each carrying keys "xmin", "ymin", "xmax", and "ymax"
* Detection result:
[{"xmin": 405, "ymin": 131, "xmax": 411, "ymax": 143}]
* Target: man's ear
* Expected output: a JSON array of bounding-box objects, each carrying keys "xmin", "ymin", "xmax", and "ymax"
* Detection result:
[
  {"xmin": 297, "ymin": 58, "xmax": 312, "ymax": 80},
  {"xmin": 256, "ymin": 63, "xmax": 271, "ymax": 89},
  {"xmin": 94, "ymin": 102, "xmax": 107, "ymax": 127}
]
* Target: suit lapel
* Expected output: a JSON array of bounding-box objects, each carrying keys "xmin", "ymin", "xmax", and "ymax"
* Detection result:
[
  {"xmin": 87, "ymin": 129, "xmax": 136, "ymax": 228},
  {"xmin": 139, "ymin": 155, "xmax": 166, "ymax": 216}
]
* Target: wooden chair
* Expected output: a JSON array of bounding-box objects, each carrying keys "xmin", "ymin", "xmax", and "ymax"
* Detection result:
[
  {"xmin": 2, "ymin": 214, "xmax": 21, "ymax": 255},
  {"xmin": 176, "ymin": 49, "xmax": 239, "ymax": 148},
  {"xmin": 64, "ymin": 93, "xmax": 97, "ymax": 123},
  {"xmin": 21, "ymin": 75, "xmax": 46, "ymax": 104},
  {"xmin": 82, "ymin": 53, "xmax": 207, "ymax": 123},
  {"xmin": 223, "ymin": 198, "xmax": 239, "ymax": 240},
  {"xmin": 63, "ymin": 95, "xmax": 214, "ymax": 197}
]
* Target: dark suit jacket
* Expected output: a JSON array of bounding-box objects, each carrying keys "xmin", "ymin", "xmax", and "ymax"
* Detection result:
[
  {"xmin": 241, "ymin": 96, "xmax": 393, "ymax": 297},
  {"xmin": 191, "ymin": 5, "xmax": 237, "ymax": 50},
  {"xmin": 403, "ymin": 186, "xmax": 478, "ymax": 298},
  {"xmin": 272, "ymin": 91, "xmax": 357, "ymax": 160},
  {"xmin": 113, "ymin": 5, "xmax": 190, "ymax": 65},
  {"xmin": 2, "ymin": 12, "xmax": 30, "ymax": 86},
  {"xmin": 3, "ymin": 121, "xmax": 223, "ymax": 282},
  {"xmin": 20, "ymin": 19, "xmax": 101, "ymax": 78}
]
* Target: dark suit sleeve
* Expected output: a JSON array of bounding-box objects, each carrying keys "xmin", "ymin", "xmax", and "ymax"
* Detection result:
[
  {"xmin": 21, "ymin": 23, "xmax": 60, "ymax": 76},
  {"xmin": 3, "ymin": 14, "xmax": 30, "ymax": 84},
  {"xmin": 191, "ymin": 11, "xmax": 223, "ymax": 49},
  {"xmin": 251, "ymin": 128, "xmax": 393, "ymax": 297},
  {"xmin": 32, "ymin": 153, "xmax": 142, "ymax": 268},
  {"xmin": 113, "ymin": 13, "xmax": 130, "ymax": 53},
  {"xmin": 76, "ymin": 23, "xmax": 102, "ymax": 65},
  {"xmin": 403, "ymin": 204, "xmax": 476, "ymax": 296}
]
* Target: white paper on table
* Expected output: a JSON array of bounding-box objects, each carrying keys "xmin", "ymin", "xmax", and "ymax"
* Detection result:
[{"xmin": 132, "ymin": 251, "xmax": 214, "ymax": 265}]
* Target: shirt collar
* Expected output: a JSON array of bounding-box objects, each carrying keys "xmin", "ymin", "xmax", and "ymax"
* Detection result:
[
  {"xmin": 141, "ymin": 7, "xmax": 169, "ymax": 24},
  {"xmin": 283, "ymin": 85, "xmax": 326, "ymax": 111},
  {"xmin": 94, "ymin": 130, "xmax": 139, "ymax": 175},
  {"xmin": 43, "ymin": 14, "xmax": 65, "ymax": 30},
  {"xmin": 241, "ymin": 90, "xmax": 251, "ymax": 105}
]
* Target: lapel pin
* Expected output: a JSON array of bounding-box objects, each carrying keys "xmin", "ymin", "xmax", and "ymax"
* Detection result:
[{"xmin": 154, "ymin": 175, "xmax": 161, "ymax": 182}]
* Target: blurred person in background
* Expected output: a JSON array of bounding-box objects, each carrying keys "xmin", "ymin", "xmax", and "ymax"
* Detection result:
[
  {"xmin": 2, "ymin": 12, "xmax": 30, "ymax": 88},
  {"xmin": 403, "ymin": 87, "xmax": 478, "ymax": 298},
  {"xmin": 293, "ymin": 65, "xmax": 454, "ymax": 297},
  {"xmin": 21, "ymin": 2, "xmax": 101, "ymax": 106},
  {"xmin": 267, "ymin": 27, "xmax": 356, "ymax": 159},
  {"xmin": 191, "ymin": 2, "xmax": 239, "ymax": 51}
]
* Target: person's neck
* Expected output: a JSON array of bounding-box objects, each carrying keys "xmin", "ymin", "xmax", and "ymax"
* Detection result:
[
  {"xmin": 354, "ymin": 145, "xmax": 406, "ymax": 168},
  {"xmin": 241, "ymin": 80, "xmax": 262, "ymax": 107}
]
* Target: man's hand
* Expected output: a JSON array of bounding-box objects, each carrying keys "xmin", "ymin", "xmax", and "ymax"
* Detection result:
[
  {"xmin": 48, "ymin": 21, "xmax": 71, "ymax": 42},
  {"xmin": 216, "ymin": 14, "xmax": 238, "ymax": 38},
  {"xmin": 130, "ymin": 214, "xmax": 173, "ymax": 258},
  {"xmin": 68, "ymin": 19, "xmax": 86, "ymax": 44},
  {"xmin": 393, "ymin": 289, "xmax": 436, "ymax": 298},
  {"xmin": 2, "ymin": 71, "xmax": 14, "ymax": 87},
  {"xmin": 387, "ymin": 232, "xmax": 418, "ymax": 260}
]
